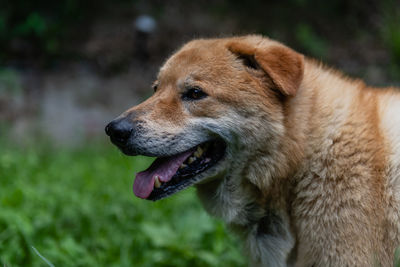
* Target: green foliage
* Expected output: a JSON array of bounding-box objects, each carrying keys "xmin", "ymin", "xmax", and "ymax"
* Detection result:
[
  {"xmin": 395, "ymin": 247, "xmax": 400, "ymax": 267},
  {"xmin": 0, "ymin": 0, "xmax": 120, "ymax": 60},
  {"xmin": 382, "ymin": 1, "xmax": 400, "ymax": 61},
  {"xmin": 295, "ymin": 23, "xmax": 328, "ymax": 59},
  {"xmin": 13, "ymin": 13, "xmax": 48, "ymax": 37},
  {"xmin": 0, "ymin": 141, "xmax": 245, "ymax": 266},
  {"xmin": 381, "ymin": 0, "xmax": 400, "ymax": 79}
]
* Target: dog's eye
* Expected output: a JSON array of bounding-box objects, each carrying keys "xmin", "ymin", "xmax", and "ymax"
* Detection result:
[{"xmin": 182, "ymin": 87, "xmax": 207, "ymax": 101}]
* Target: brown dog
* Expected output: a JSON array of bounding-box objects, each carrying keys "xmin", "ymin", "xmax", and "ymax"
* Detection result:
[{"xmin": 105, "ymin": 35, "xmax": 400, "ymax": 266}]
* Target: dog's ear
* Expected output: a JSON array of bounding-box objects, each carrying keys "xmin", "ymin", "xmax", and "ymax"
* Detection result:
[{"xmin": 227, "ymin": 37, "xmax": 304, "ymax": 96}]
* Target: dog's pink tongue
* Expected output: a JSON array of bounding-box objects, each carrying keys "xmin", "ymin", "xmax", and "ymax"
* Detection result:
[{"xmin": 133, "ymin": 150, "xmax": 193, "ymax": 199}]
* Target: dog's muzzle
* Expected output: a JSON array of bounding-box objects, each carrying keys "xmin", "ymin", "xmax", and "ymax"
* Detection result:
[{"xmin": 105, "ymin": 118, "xmax": 134, "ymax": 149}]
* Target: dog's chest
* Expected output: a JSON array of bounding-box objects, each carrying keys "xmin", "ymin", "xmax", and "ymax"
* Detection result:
[{"xmin": 197, "ymin": 179, "xmax": 295, "ymax": 266}]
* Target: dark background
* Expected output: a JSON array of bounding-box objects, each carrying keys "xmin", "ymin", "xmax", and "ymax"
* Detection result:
[{"xmin": 1, "ymin": 0, "xmax": 400, "ymax": 144}]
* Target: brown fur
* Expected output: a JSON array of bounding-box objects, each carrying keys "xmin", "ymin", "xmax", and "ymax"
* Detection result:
[{"xmin": 114, "ymin": 35, "xmax": 400, "ymax": 266}]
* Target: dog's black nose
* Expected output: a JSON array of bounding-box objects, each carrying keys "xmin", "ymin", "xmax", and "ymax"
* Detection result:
[{"xmin": 105, "ymin": 118, "xmax": 133, "ymax": 146}]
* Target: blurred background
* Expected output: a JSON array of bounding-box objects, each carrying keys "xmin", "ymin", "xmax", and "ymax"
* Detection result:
[{"xmin": 1, "ymin": 0, "xmax": 400, "ymax": 266}]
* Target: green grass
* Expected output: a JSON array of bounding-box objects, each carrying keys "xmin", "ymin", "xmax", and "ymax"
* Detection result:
[{"xmin": 0, "ymin": 140, "xmax": 245, "ymax": 266}]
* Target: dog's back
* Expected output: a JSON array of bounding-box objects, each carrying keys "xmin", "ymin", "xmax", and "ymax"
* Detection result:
[{"xmin": 289, "ymin": 61, "xmax": 400, "ymax": 266}]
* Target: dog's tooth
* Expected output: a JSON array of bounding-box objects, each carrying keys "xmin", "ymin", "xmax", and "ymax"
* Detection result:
[
  {"xmin": 194, "ymin": 146, "xmax": 204, "ymax": 158},
  {"xmin": 188, "ymin": 157, "xmax": 196, "ymax": 164},
  {"xmin": 179, "ymin": 163, "xmax": 187, "ymax": 169},
  {"xmin": 154, "ymin": 175, "xmax": 161, "ymax": 188}
]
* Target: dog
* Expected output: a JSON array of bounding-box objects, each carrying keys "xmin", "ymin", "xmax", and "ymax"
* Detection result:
[{"xmin": 105, "ymin": 35, "xmax": 400, "ymax": 266}]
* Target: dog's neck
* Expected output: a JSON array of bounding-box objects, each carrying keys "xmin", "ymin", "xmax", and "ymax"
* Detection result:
[{"xmin": 196, "ymin": 163, "xmax": 297, "ymax": 266}]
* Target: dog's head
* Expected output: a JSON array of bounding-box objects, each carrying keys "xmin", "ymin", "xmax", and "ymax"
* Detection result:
[{"xmin": 105, "ymin": 35, "xmax": 304, "ymax": 201}]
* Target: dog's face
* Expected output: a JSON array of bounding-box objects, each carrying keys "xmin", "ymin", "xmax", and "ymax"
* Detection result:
[{"xmin": 105, "ymin": 35, "xmax": 304, "ymax": 201}]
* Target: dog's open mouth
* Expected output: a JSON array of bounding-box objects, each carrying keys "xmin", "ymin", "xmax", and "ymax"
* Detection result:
[{"xmin": 133, "ymin": 139, "xmax": 226, "ymax": 201}]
